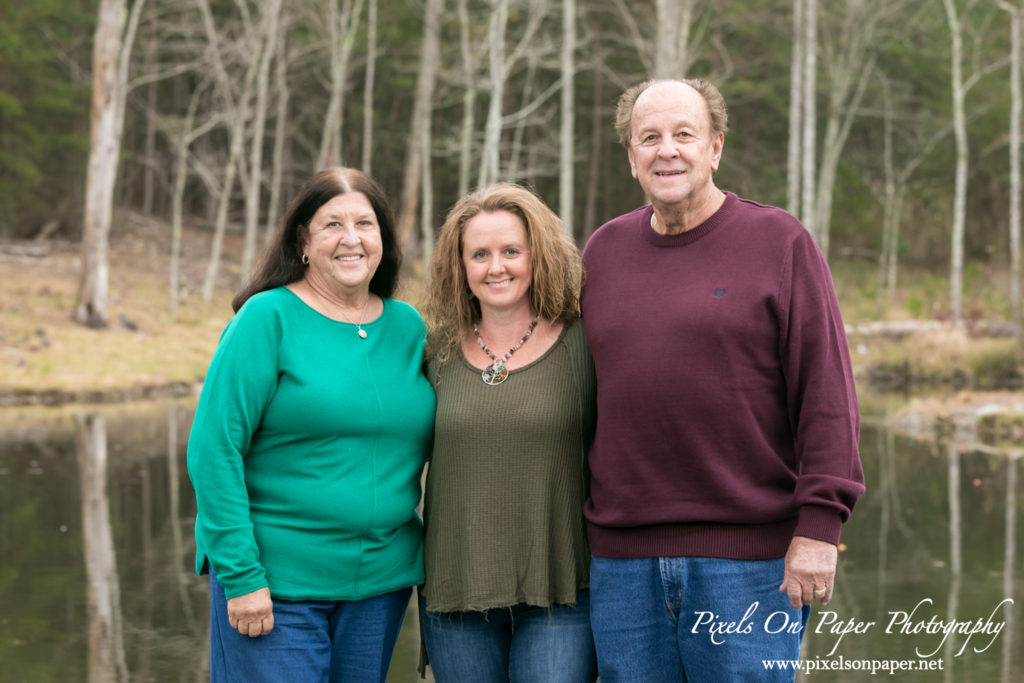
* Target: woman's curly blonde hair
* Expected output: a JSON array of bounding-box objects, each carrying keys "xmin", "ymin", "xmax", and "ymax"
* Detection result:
[{"xmin": 424, "ymin": 182, "xmax": 582, "ymax": 365}]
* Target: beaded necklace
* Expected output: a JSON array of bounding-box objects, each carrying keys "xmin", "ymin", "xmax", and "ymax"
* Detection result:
[{"xmin": 473, "ymin": 316, "xmax": 540, "ymax": 385}]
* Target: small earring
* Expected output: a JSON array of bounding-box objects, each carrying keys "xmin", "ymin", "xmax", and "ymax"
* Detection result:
[{"xmin": 302, "ymin": 254, "xmax": 309, "ymax": 265}]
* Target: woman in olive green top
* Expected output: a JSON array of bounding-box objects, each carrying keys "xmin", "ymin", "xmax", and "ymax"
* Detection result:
[{"xmin": 420, "ymin": 183, "xmax": 597, "ymax": 682}]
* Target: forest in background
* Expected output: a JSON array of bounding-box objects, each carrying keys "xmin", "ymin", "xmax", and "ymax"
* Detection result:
[{"xmin": 1, "ymin": 0, "xmax": 1022, "ymax": 329}]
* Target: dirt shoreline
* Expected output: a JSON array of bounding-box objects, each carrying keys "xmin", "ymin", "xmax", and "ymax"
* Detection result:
[
  {"xmin": 3, "ymin": 219, "xmax": 1022, "ymax": 414},
  {"xmin": 0, "ymin": 381, "xmax": 201, "ymax": 408},
  {"xmin": 1, "ymin": 220, "xmax": 238, "ymax": 408}
]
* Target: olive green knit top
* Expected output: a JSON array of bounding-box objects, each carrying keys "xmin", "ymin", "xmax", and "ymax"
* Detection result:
[{"xmin": 422, "ymin": 317, "xmax": 596, "ymax": 612}]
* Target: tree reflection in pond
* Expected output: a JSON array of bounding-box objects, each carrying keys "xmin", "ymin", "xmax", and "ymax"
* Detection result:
[
  {"xmin": 0, "ymin": 400, "xmax": 1020, "ymax": 682},
  {"xmin": 76, "ymin": 412, "xmax": 128, "ymax": 683}
]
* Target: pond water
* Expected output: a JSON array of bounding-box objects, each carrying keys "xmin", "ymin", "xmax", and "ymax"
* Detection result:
[{"xmin": 1, "ymin": 398, "xmax": 1021, "ymax": 682}]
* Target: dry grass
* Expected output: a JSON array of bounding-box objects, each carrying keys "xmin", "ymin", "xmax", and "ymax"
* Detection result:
[
  {"xmin": 3, "ymin": 215, "xmax": 1022, "ymax": 407},
  {"xmin": 0, "ymin": 214, "xmax": 237, "ymax": 403},
  {"xmin": 851, "ymin": 325, "xmax": 1022, "ymax": 391},
  {"xmin": 0, "ymin": 213, "xmax": 432, "ymax": 405}
]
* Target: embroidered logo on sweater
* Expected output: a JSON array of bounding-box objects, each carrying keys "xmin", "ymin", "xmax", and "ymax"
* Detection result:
[{"xmin": 713, "ymin": 288, "xmax": 727, "ymax": 298}]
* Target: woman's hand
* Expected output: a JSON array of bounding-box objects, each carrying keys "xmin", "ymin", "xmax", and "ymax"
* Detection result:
[{"xmin": 227, "ymin": 587, "xmax": 275, "ymax": 637}]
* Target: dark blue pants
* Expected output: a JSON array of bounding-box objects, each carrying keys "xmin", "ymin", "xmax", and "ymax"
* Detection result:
[
  {"xmin": 209, "ymin": 572, "xmax": 411, "ymax": 682},
  {"xmin": 420, "ymin": 591, "xmax": 597, "ymax": 683}
]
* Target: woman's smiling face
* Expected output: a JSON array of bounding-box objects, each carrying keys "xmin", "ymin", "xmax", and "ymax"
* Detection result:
[
  {"xmin": 302, "ymin": 192, "xmax": 383, "ymax": 294},
  {"xmin": 461, "ymin": 209, "xmax": 533, "ymax": 315}
]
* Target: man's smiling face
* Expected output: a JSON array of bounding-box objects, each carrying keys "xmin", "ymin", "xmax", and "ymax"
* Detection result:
[{"xmin": 627, "ymin": 81, "xmax": 724, "ymax": 211}]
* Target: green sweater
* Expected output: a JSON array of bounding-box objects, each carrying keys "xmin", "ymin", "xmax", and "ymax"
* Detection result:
[
  {"xmin": 187, "ymin": 287, "xmax": 435, "ymax": 601},
  {"xmin": 422, "ymin": 318, "xmax": 596, "ymax": 612}
]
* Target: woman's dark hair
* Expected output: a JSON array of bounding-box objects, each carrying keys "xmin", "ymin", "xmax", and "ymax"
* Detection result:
[{"xmin": 232, "ymin": 167, "xmax": 402, "ymax": 312}]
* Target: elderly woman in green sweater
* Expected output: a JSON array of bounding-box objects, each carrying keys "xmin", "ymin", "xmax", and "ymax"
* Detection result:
[
  {"xmin": 420, "ymin": 183, "xmax": 597, "ymax": 682},
  {"xmin": 187, "ymin": 167, "xmax": 435, "ymax": 682}
]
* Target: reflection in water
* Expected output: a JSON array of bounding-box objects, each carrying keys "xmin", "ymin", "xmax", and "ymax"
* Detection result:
[
  {"xmin": 797, "ymin": 428, "xmax": 1024, "ymax": 682},
  {"xmin": 76, "ymin": 413, "xmax": 128, "ymax": 683},
  {"xmin": 167, "ymin": 405, "xmax": 200, "ymax": 634},
  {"xmin": 0, "ymin": 400, "xmax": 1021, "ymax": 681},
  {"xmin": 944, "ymin": 441, "xmax": 960, "ymax": 683},
  {"xmin": 1004, "ymin": 455, "xmax": 1017, "ymax": 682},
  {"xmin": 875, "ymin": 428, "xmax": 893, "ymax": 611}
]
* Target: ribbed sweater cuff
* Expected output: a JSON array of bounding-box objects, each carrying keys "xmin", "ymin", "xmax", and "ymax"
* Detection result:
[{"xmin": 794, "ymin": 506, "xmax": 844, "ymax": 546}]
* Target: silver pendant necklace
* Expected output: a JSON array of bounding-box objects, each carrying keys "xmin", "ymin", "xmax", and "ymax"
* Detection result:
[
  {"xmin": 339, "ymin": 296, "xmax": 371, "ymax": 339},
  {"xmin": 474, "ymin": 316, "xmax": 539, "ymax": 385}
]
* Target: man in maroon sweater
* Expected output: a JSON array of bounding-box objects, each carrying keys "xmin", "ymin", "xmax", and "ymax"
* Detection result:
[{"xmin": 581, "ymin": 78, "xmax": 864, "ymax": 681}]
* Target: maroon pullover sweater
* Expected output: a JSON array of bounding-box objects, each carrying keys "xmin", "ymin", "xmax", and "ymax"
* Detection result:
[{"xmin": 581, "ymin": 192, "xmax": 864, "ymax": 560}]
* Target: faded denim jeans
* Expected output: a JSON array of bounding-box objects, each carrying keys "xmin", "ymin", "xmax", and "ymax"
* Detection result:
[{"xmin": 589, "ymin": 556, "xmax": 810, "ymax": 682}]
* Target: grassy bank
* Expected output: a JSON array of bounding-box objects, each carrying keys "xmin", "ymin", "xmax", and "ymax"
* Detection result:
[
  {"xmin": 830, "ymin": 259, "xmax": 1024, "ymax": 396},
  {"xmin": 0, "ymin": 214, "xmax": 429, "ymax": 406},
  {"xmin": 2, "ymin": 217, "xmax": 1022, "ymax": 407},
  {"xmin": 1, "ymin": 216, "xmax": 238, "ymax": 405}
]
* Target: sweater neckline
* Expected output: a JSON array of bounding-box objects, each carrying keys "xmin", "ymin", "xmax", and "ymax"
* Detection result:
[
  {"xmin": 280, "ymin": 285, "xmax": 389, "ymax": 329},
  {"xmin": 457, "ymin": 318, "xmax": 574, "ymax": 377},
  {"xmin": 641, "ymin": 192, "xmax": 736, "ymax": 247}
]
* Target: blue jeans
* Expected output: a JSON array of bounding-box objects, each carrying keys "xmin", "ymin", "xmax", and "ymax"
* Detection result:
[
  {"xmin": 209, "ymin": 571, "xmax": 411, "ymax": 683},
  {"xmin": 589, "ymin": 556, "xmax": 810, "ymax": 682},
  {"xmin": 420, "ymin": 592, "xmax": 598, "ymax": 683}
]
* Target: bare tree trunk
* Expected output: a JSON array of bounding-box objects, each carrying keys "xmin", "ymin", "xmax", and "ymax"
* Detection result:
[
  {"xmin": 265, "ymin": 25, "xmax": 290, "ymax": 245},
  {"xmin": 814, "ymin": 56, "xmax": 874, "ymax": 259},
  {"xmin": 560, "ymin": 0, "xmax": 576, "ymax": 234},
  {"xmin": 1000, "ymin": 0, "xmax": 1023, "ymax": 335},
  {"xmin": 508, "ymin": 52, "xmax": 539, "ymax": 178},
  {"xmin": 800, "ymin": 0, "xmax": 817, "ymax": 238},
  {"xmin": 654, "ymin": 0, "xmax": 681, "ymax": 77},
  {"xmin": 75, "ymin": 0, "xmax": 147, "ymax": 328},
  {"xmin": 169, "ymin": 89, "xmax": 202, "ymax": 315},
  {"xmin": 197, "ymin": 0, "xmax": 263, "ymax": 300},
  {"xmin": 886, "ymin": 189, "xmax": 906, "ymax": 304},
  {"xmin": 610, "ymin": 0, "xmax": 653, "ymax": 75},
  {"xmin": 653, "ymin": 0, "xmax": 694, "ymax": 78},
  {"xmin": 877, "ymin": 75, "xmax": 896, "ymax": 316},
  {"xmin": 316, "ymin": 0, "xmax": 365, "ymax": 170},
  {"xmin": 361, "ymin": 0, "xmax": 378, "ymax": 174},
  {"xmin": 167, "ymin": 79, "xmax": 221, "ymax": 314},
  {"xmin": 397, "ymin": 0, "xmax": 444, "ymax": 256},
  {"xmin": 478, "ymin": 0, "xmax": 509, "ymax": 188},
  {"xmin": 612, "ymin": 0, "xmax": 700, "ymax": 79},
  {"xmin": 582, "ymin": 41, "xmax": 604, "ymax": 243},
  {"xmin": 812, "ymin": 0, "xmax": 891, "ymax": 259},
  {"xmin": 456, "ymin": 0, "xmax": 478, "ymax": 198},
  {"xmin": 476, "ymin": 0, "xmax": 548, "ymax": 188},
  {"xmin": 241, "ymin": 0, "xmax": 284, "ymax": 281},
  {"xmin": 420, "ymin": 127, "xmax": 435, "ymax": 267},
  {"xmin": 944, "ymin": 0, "xmax": 968, "ymax": 325},
  {"xmin": 787, "ymin": 0, "xmax": 804, "ymax": 217},
  {"xmin": 879, "ymin": 117, "xmax": 955, "ymax": 310},
  {"xmin": 202, "ymin": 139, "xmax": 242, "ymax": 300},
  {"xmin": 1012, "ymin": 5, "xmax": 1022, "ymax": 334},
  {"xmin": 141, "ymin": 27, "xmax": 158, "ymax": 217}
]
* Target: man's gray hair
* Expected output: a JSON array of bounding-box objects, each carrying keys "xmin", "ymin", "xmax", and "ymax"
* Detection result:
[{"xmin": 614, "ymin": 78, "xmax": 729, "ymax": 148}]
